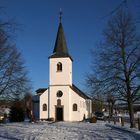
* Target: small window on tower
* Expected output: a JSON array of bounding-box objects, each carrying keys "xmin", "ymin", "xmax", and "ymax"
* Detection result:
[{"xmin": 57, "ymin": 62, "xmax": 62, "ymax": 72}]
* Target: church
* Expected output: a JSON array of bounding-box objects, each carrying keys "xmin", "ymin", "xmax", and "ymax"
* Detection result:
[{"xmin": 33, "ymin": 15, "xmax": 92, "ymax": 121}]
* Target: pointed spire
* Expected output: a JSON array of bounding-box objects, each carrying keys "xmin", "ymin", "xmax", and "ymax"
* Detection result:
[
  {"xmin": 49, "ymin": 10, "xmax": 73, "ymax": 61},
  {"xmin": 53, "ymin": 22, "xmax": 68, "ymax": 54}
]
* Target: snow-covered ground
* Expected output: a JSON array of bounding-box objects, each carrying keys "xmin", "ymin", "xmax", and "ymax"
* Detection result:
[{"xmin": 0, "ymin": 121, "xmax": 140, "ymax": 140}]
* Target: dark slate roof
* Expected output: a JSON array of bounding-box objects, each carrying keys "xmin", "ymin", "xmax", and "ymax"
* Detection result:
[
  {"xmin": 36, "ymin": 88, "xmax": 48, "ymax": 94},
  {"xmin": 71, "ymin": 84, "xmax": 90, "ymax": 99},
  {"xmin": 49, "ymin": 22, "xmax": 73, "ymax": 61}
]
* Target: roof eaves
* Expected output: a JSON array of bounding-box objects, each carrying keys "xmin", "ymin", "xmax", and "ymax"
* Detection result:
[
  {"xmin": 71, "ymin": 84, "xmax": 90, "ymax": 99},
  {"xmin": 48, "ymin": 53, "xmax": 73, "ymax": 61},
  {"xmin": 36, "ymin": 88, "xmax": 48, "ymax": 94}
]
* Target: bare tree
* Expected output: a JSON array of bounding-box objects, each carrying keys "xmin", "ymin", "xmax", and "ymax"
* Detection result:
[
  {"xmin": 0, "ymin": 17, "xmax": 30, "ymax": 100},
  {"xmin": 23, "ymin": 92, "xmax": 32, "ymax": 119},
  {"xmin": 103, "ymin": 0, "xmax": 140, "ymax": 23},
  {"xmin": 87, "ymin": 10, "xmax": 140, "ymax": 128},
  {"xmin": 102, "ymin": 0, "xmax": 128, "ymax": 19}
]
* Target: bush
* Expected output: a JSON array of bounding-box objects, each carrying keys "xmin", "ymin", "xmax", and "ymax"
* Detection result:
[
  {"xmin": 9, "ymin": 106, "xmax": 25, "ymax": 122},
  {"xmin": 0, "ymin": 119, "xmax": 4, "ymax": 123},
  {"xmin": 46, "ymin": 118, "xmax": 54, "ymax": 121},
  {"xmin": 90, "ymin": 116, "xmax": 97, "ymax": 123}
]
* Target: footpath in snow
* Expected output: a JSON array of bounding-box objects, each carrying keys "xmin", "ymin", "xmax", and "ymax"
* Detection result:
[{"xmin": 0, "ymin": 121, "xmax": 140, "ymax": 140}]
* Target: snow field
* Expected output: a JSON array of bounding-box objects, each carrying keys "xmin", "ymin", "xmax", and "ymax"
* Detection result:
[{"xmin": 0, "ymin": 121, "xmax": 140, "ymax": 140}]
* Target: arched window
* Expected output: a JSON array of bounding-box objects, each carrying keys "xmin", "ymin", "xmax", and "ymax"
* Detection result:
[
  {"xmin": 57, "ymin": 62, "xmax": 62, "ymax": 71},
  {"xmin": 57, "ymin": 99, "xmax": 61, "ymax": 106},
  {"xmin": 57, "ymin": 90, "xmax": 63, "ymax": 97},
  {"xmin": 43, "ymin": 104, "xmax": 47, "ymax": 111},
  {"xmin": 73, "ymin": 104, "xmax": 77, "ymax": 111}
]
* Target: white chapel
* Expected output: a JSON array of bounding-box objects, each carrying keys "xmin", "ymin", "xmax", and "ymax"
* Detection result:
[{"xmin": 33, "ymin": 16, "xmax": 92, "ymax": 121}]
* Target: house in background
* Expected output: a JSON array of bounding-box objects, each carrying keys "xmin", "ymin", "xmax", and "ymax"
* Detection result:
[
  {"xmin": 33, "ymin": 15, "xmax": 92, "ymax": 121},
  {"xmin": 0, "ymin": 101, "xmax": 11, "ymax": 121}
]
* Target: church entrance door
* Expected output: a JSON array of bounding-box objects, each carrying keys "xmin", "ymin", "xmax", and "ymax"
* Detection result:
[{"xmin": 56, "ymin": 107, "xmax": 63, "ymax": 121}]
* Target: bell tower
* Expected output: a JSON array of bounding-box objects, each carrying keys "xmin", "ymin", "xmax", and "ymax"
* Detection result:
[{"xmin": 49, "ymin": 11, "xmax": 73, "ymax": 86}]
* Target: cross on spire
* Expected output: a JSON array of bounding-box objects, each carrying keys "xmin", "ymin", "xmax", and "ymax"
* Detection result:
[{"xmin": 59, "ymin": 8, "xmax": 62, "ymax": 23}]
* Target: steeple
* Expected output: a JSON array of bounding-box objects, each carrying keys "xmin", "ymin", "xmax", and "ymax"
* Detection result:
[
  {"xmin": 49, "ymin": 11, "xmax": 72, "ymax": 61},
  {"xmin": 53, "ymin": 23, "xmax": 68, "ymax": 55}
]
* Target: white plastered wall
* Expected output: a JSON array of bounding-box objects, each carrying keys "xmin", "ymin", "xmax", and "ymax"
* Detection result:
[
  {"xmin": 40, "ymin": 89, "xmax": 48, "ymax": 119},
  {"xmin": 70, "ymin": 88, "xmax": 89, "ymax": 121},
  {"xmin": 49, "ymin": 86, "xmax": 70, "ymax": 121},
  {"xmin": 49, "ymin": 58, "xmax": 72, "ymax": 86}
]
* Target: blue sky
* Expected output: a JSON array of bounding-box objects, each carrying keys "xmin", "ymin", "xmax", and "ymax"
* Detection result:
[{"xmin": 0, "ymin": 0, "xmax": 140, "ymax": 93}]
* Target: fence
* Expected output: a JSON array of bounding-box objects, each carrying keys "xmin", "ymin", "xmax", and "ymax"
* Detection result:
[{"xmin": 107, "ymin": 116, "xmax": 140, "ymax": 130}]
